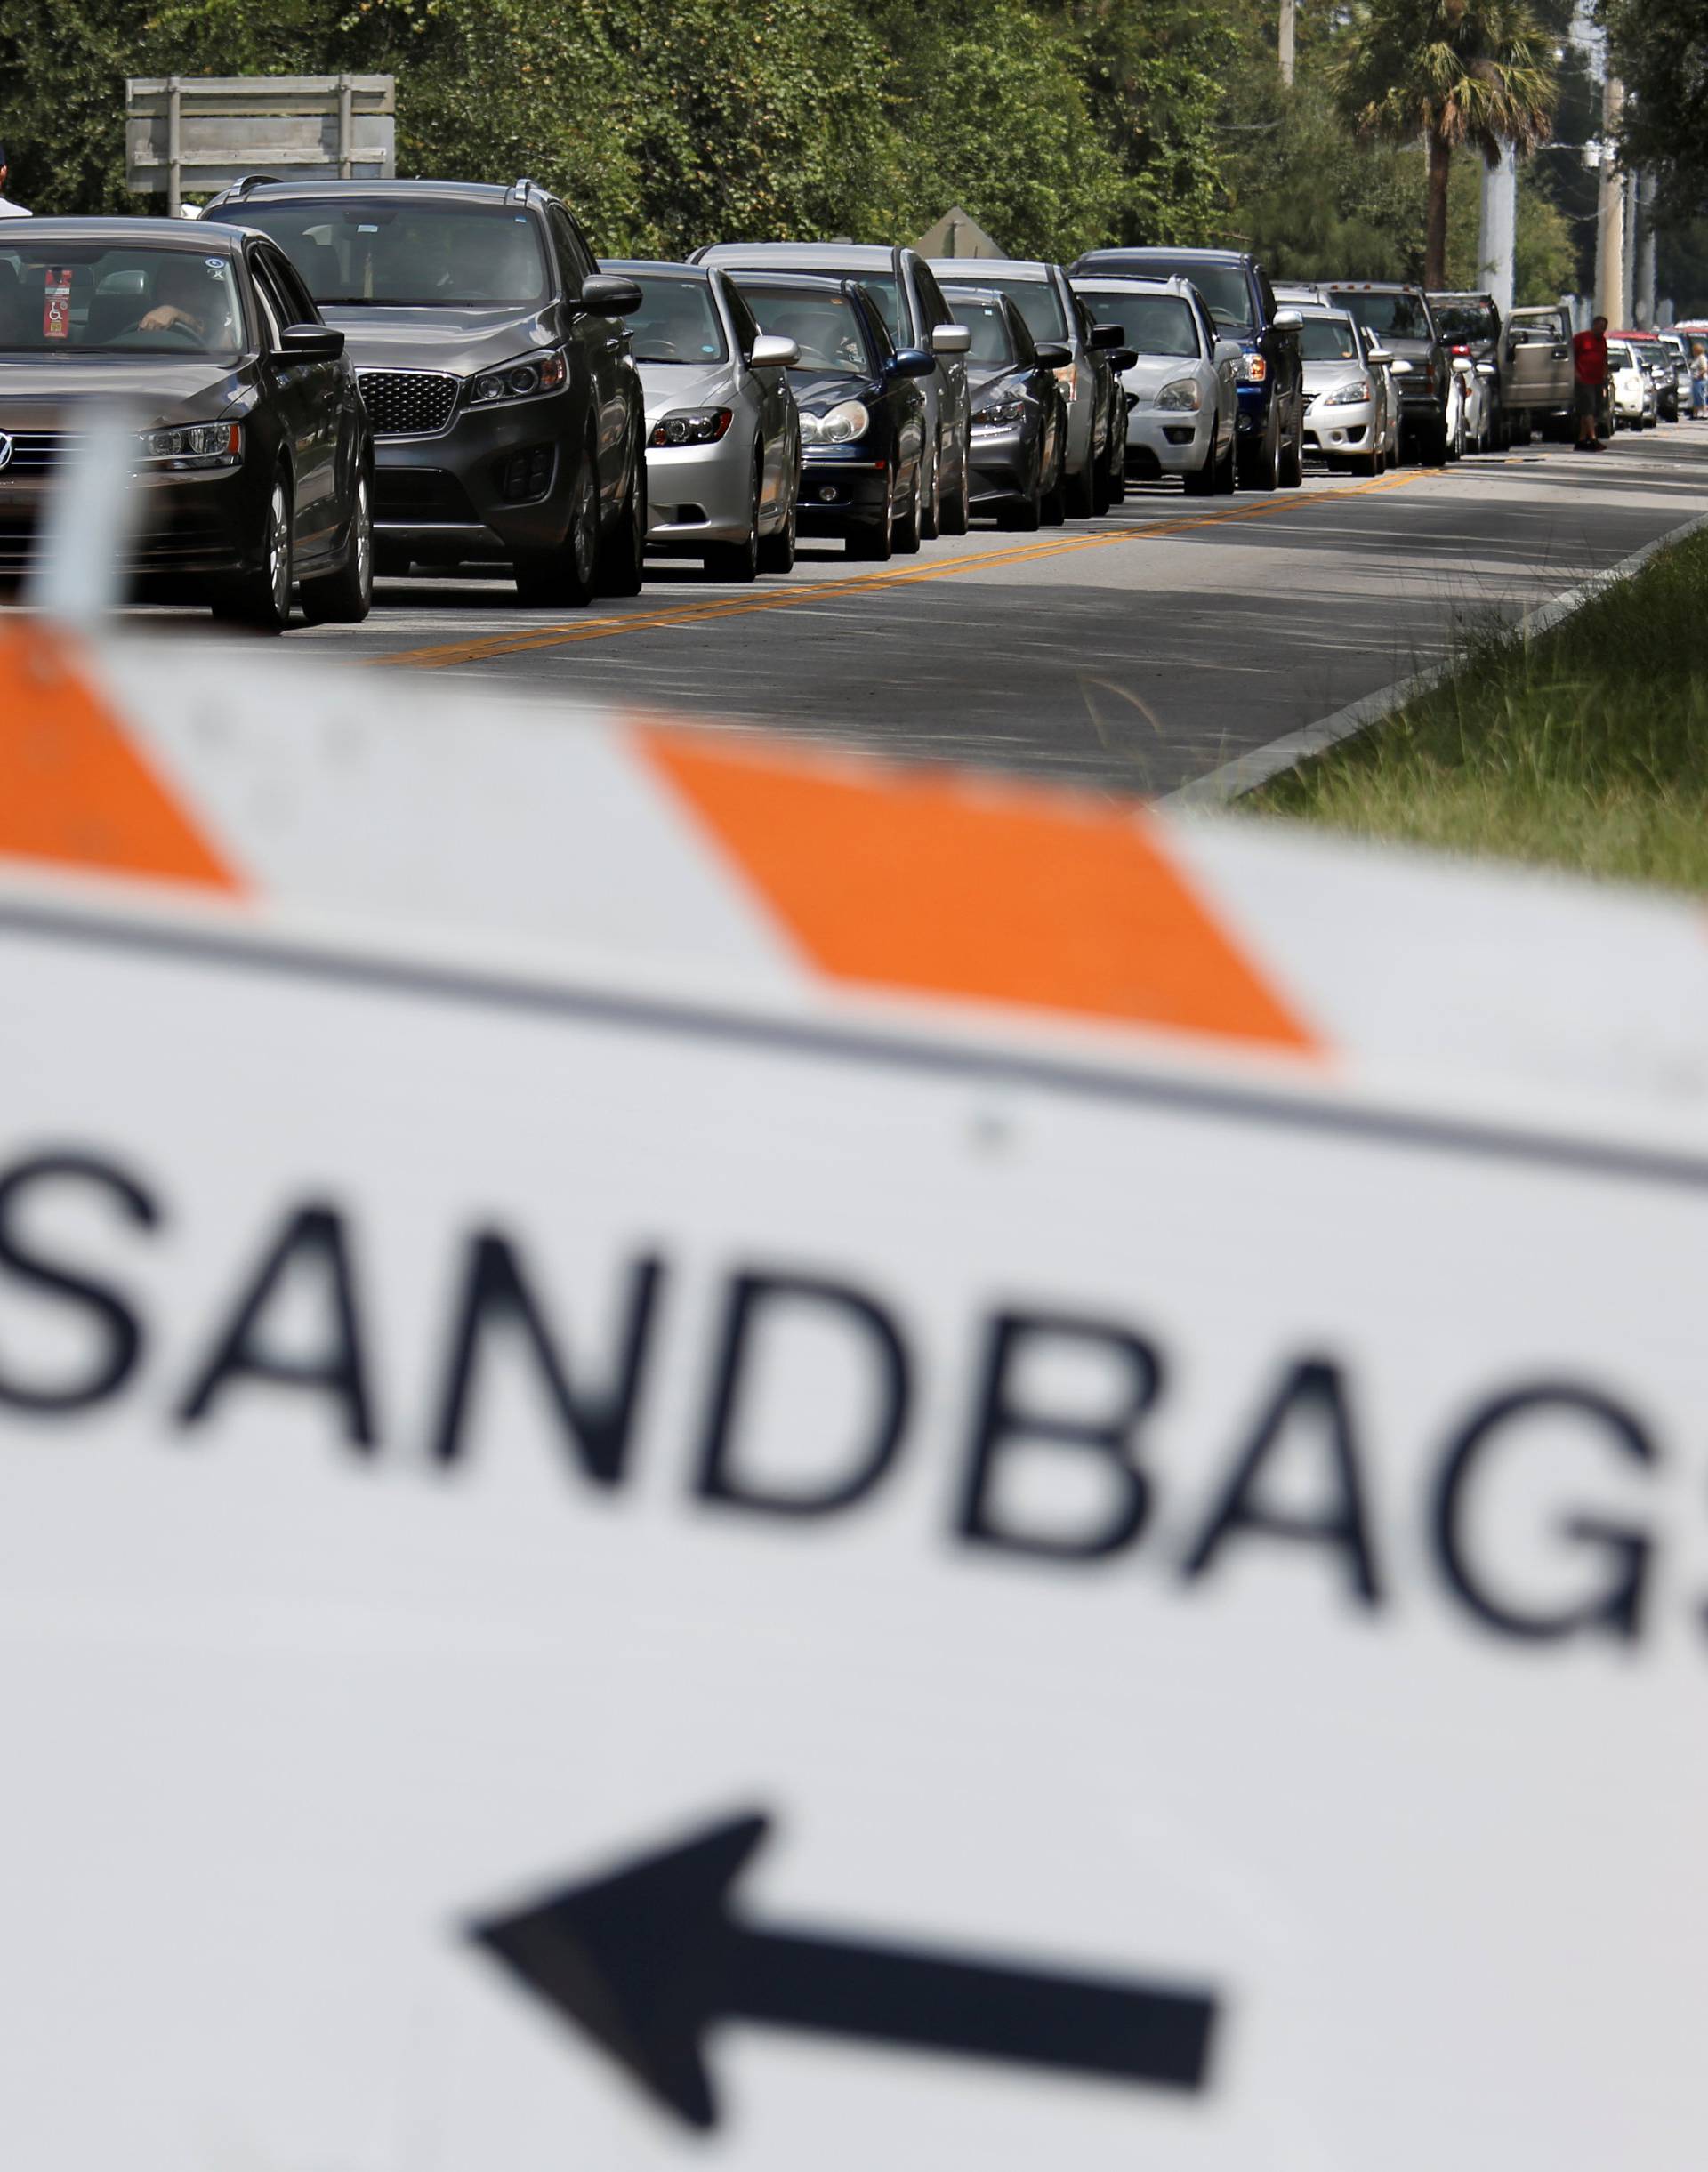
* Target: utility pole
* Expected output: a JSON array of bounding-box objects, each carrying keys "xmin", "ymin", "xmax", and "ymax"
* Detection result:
[
  {"xmin": 1278, "ymin": 0, "xmax": 1295, "ymax": 87},
  {"xmin": 1478, "ymin": 144, "xmax": 1518, "ymax": 316},
  {"xmin": 1593, "ymin": 73, "xmax": 1624, "ymax": 323},
  {"xmin": 1634, "ymin": 173, "xmax": 1657, "ymax": 326}
]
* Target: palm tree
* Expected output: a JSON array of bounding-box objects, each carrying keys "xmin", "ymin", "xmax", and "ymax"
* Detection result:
[{"xmin": 1336, "ymin": 0, "xmax": 1556, "ymax": 290}]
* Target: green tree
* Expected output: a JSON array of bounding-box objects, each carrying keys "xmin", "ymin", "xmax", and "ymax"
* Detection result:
[
  {"xmin": 1600, "ymin": 0, "xmax": 1708, "ymax": 205},
  {"xmin": 1335, "ymin": 0, "xmax": 1557, "ymax": 289}
]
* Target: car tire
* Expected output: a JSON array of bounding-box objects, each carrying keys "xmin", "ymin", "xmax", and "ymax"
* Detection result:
[
  {"xmin": 1107, "ymin": 421, "xmax": 1128, "ymax": 504},
  {"xmin": 939, "ymin": 443, "xmax": 971, "ymax": 535},
  {"xmin": 846, "ymin": 503, "xmax": 893, "ymax": 561},
  {"xmin": 1279, "ymin": 414, "xmax": 1304, "ymax": 488},
  {"xmin": 706, "ymin": 452, "xmax": 763, "ymax": 582},
  {"xmin": 1359, "ymin": 443, "xmax": 1381, "ymax": 478},
  {"xmin": 1064, "ymin": 447, "xmax": 1097, "ymax": 519},
  {"xmin": 920, "ymin": 440, "xmax": 941, "ymax": 542},
  {"xmin": 299, "ymin": 469, "xmax": 374, "ymax": 626},
  {"xmin": 213, "ymin": 470, "xmax": 294, "ymax": 633},
  {"xmin": 596, "ymin": 433, "xmax": 647, "ymax": 596},
  {"xmin": 996, "ymin": 449, "xmax": 1043, "ymax": 531},
  {"xmin": 1040, "ymin": 450, "xmax": 1068, "ymax": 525},
  {"xmin": 1181, "ymin": 423, "xmax": 1217, "ymax": 497},
  {"xmin": 1092, "ymin": 446, "xmax": 1113, "ymax": 515},
  {"xmin": 757, "ymin": 491, "xmax": 797, "ymax": 575},
  {"xmin": 1238, "ymin": 411, "xmax": 1280, "ymax": 491},
  {"xmin": 893, "ymin": 467, "xmax": 924, "ymax": 555},
  {"xmin": 515, "ymin": 442, "xmax": 599, "ymax": 607}
]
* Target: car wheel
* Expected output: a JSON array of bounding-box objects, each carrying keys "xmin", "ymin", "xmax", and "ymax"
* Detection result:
[
  {"xmin": 1279, "ymin": 414, "xmax": 1304, "ymax": 487},
  {"xmin": 1065, "ymin": 451, "xmax": 1097, "ymax": 519},
  {"xmin": 846, "ymin": 497, "xmax": 893, "ymax": 560},
  {"xmin": 1040, "ymin": 446, "xmax": 1068, "ymax": 525},
  {"xmin": 1181, "ymin": 422, "xmax": 1217, "ymax": 497},
  {"xmin": 920, "ymin": 439, "xmax": 941, "ymax": 542},
  {"xmin": 996, "ymin": 446, "xmax": 1043, "ymax": 531},
  {"xmin": 893, "ymin": 466, "xmax": 923, "ymax": 555},
  {"xmin": 939, "ymin": 439, "xmax": 971, "ymax": 535},
  {"xmin": 757, "ymin": 488, "xmax": 797, "ymax": 575},
  {"xmin": 1360, "ymin": 442, "xmax": 1381, "ymax": 478},
  {"xmin": 515, "ymin": 442, "xmax": 599, "ymax": 607},
  {"xmin": 1238, "ymin": 411, "xmax": 1280, "ymax": 491},
  {"xmin": 299, "ymin": 468, "xmax": 374, "ymax": 626},
  {"xmin": 706, "ymin": 452, "xmax": 763, "ymax": 582},
  {"xmin": 213, "ymin": 470, "xmax": 294, "ymax": 632},
  {"xmin": 1107, "ymin": 417, "xmax": 1128, "ymax": 503},
  {"xmin": 1215, "ymin": 422, "xmax": 1237, "ymax": 494},
  {"xmin": 596, "ymin": 432, "xmax": 647, "ymax": 596}
]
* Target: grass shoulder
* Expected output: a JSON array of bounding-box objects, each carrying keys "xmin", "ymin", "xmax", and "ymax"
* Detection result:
[{"xmin": 1246, "ymin": 527, "xmax": 1708, "ymax": 895}]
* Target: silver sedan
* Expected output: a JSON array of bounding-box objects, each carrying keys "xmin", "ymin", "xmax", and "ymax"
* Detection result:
[
  {"xmin": 1071, "ymin": 273, "xmax": 1240, "ymax": 494},
  {"xmin": 1297, "ymin": 305, "xmax": 1394, "ymax": 476},
  {"xmin": 602, "ymin": 259, "xmax": 802, "ymax": 580}
]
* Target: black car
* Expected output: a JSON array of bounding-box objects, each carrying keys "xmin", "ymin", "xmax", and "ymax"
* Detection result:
[
  {"xmin": 726, "ymin": 272, "xmax": 931, "ymax": 560},
  {"xmin": 1070, "ymin": 246, "xmax": 1306, "ymax": 491},
  {"xmin": 203, "ymin": 175, "xmax": 649, "ymax": 607},
  {"xmin": 0, "ymin": 217, "xmax": 371, "ymax": 631},
  {"xmin": 1324, "ymin": 284, "xmax": 1448, "ymax": 463},
  {"xmin": 938, "ymin": 283, "xmax": 1069, "ymax": 529}
]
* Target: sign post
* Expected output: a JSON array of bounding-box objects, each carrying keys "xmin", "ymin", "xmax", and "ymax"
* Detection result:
[{"xmin": 124, "ymin": 74, "xmax": 396, "ymax": 204}]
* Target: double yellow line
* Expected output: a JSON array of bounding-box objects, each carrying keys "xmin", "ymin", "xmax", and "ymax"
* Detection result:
[{"xmin": 371, "ymin": 467, "xmax": 1436, "ymax": 672}]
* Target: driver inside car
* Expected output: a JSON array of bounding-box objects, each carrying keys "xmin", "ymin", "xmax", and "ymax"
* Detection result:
[{"xmin": 133, "ymin": 256, "xmax": 233, "ymax": 347}]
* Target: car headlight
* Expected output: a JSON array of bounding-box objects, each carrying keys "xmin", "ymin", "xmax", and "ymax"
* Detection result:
[
  {"xmin": 648, "ymin": 407, "xmax": 733, "ymax": 447},
  {"xmin": 800, "ymin": 399, "xmax": 869, "ymax": 446},
  {"xmin": 1241, "ymin": 352, "xmax": 1268, "ymax": 383},
  {"xmin": 468, "ymin": 350, "xmax": 568, "ymax": 405},
  {"xmin": 1323, "ymin": 377, "xmax": 1372, "ymax": 406},
  {"xmin": 972, "ymin": 391, "xmax": 1028, "ymax": 428},
  {"xmin": 137, "ymin": 422, "xmax": 243, "ymax": 468},
  {"xmin": 1156, "ymin": 378, "xmax": 1201, "ymax": 411}
]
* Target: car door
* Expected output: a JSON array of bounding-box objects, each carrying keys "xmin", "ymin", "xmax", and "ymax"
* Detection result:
[
  {"xmin": 247, "ymin": 245, "xmax": 340, "ymax": 560},
  {"xmin": 913, "ymin": 260, "xmax": 967, "ymax": 472},
  {"xmin": 550, "ymin": 205, "xmax": 625, "ymax": 513},
  {"xmin": 723, "ymin": 276, "xmax": 792, "ymax": 525}
]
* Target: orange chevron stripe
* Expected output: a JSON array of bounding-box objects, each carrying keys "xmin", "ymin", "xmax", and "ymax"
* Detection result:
[
  {"xmin": 640, "ymin": 728, "xmax": 1318, "ymax": 1055},
  {"xmin": 0, "ymin": 625, "xmax": 240, "ymax": 893}
]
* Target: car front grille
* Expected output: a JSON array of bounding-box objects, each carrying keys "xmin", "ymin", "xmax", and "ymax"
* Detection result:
[
  {"xmin": 0, "ymin": 430, "xmax": 81, "ymax": 472},
  {"xmin": 358, "ymin": 370, "xmax": 459, "ymax": 438}
]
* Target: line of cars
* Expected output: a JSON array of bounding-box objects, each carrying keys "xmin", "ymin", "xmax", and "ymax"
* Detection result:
[{"xmin": 0, "ymin": 173, "xmax": 1681, "ymax": 633}]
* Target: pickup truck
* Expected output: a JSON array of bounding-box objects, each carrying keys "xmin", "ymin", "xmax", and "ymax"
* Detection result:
[{"xmin": 1504, "ymin": 305, "xmax": 1575, "ymax": 443}]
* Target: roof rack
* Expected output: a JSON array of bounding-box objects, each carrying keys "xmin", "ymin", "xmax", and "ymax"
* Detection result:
[
  {"xmin": 506, "ymin": 176, "xmax": 538, "ymax": 205},
  {"xmin": 224, "ymin": 173, "xmax": 283, "ymax": 199}
]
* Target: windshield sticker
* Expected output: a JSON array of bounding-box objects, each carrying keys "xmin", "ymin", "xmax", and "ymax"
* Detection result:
[
  {"xmin": 204, "ymin": 258, "xmax": 225, "ymax": 274},
  {"xmin": 43, "ymin": 268, "xmax": 71, "ymax": 342}
]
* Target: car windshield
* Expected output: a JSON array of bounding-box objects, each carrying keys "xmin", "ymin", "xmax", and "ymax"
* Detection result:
[
  {"xmin": 737, "ymin": 283, "xmax": 874, "ymax": 374},
  {"xmin": 977, "ymin": 276, "xmax": 1068, "ymax": 344},
  {"xmin": 941, "ymin": 293, "xmax": 1018, "ymax": 366},
  {"xmin": 0, "ymin": 244, "xmax": 245, "ymax": 356},
  {"xmin": 1298, "ymin": 316, "xmax": 1360, "ymax": 362},
  {"xmin": 1337, "ymin": 290, "xmax": 1431, "ymax": 340},
  {"xmin": 1115, "ymin": 261, "xmax": 1250, "ymax": 331},
  {"xmin": 218, "ymin": 199, "xmax": 550, "ymax": 308},
  {"xmin": 1607, "ymin": 343, "xmax": 1633, "ymax": 367},
  {"xmin": 1432, "ymin": 299, "xmax": 1498, "ymax": 342},
  {"xmin": 626, "ymin": 275, "xmax": 728, "ymax": 364},
  {"xmin": 1076, "ymin": 290, "xmax": 1197, "ymax": 358}
]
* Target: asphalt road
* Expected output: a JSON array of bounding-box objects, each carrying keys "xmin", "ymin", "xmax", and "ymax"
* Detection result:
[{"xmin": 113, "ymin": 428, "xmax": 1708, "ymax": 798}]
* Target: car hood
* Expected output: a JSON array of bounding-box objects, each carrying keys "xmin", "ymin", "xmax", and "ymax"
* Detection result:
[
  {"xmin": 1302, "ymin": 359, "xmax": 1370, "ymax": 394},
  {"xmin": 320, "ymin": 302, "xmax": 555, "ymax": 374},
  {"xmin": 0, "ymin": 355, "xmax": 251, "ymax": 431},
  {"xmin": 966, "ymin": 359, "xmax": 1034, "ymax": 402},
  {"xmin": 636, "ymin": 360, "xmax": 737, "ymax": 421},
  {"xmin": 790, "ymin": 366, "xmax": 884, "ymax": 413},
  {"xmin": 1117, "ymin": 354, "xmax": 1204, "ymax": 395}
]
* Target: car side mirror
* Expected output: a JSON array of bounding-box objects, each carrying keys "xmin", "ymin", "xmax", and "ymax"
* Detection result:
[
  {"xmin": 1389, "ymin": 356, "xmax": 1413, "ymax": 374},
  {"xmin": 278, "ymin": 322, "xmax": 344, "ymax": 362},
  {"xmin": 1271, "ymin": 307, "xmax": 1303, "ymax": 332},
  {"xmin": 1034, "ymin": 341, "xmax": 1073, "ymax": 368},
  {"xmin": 1110, "ymin": 346, "xmax": 1138, "ymax": 373},
  {"xmin": 1365, "ymin": 347, "xmax": 1394, "ymax": 367},
  {"xmin": 1089, "ymin": 322, "xmax": 1124, "ymax": 350},
  {"xmin": 579, "ymin": 273, "xmax": 643, "ymax": 316},
  {"xmin": 930, "ymin": 323, "xmax": 971, "ymax": 355},
  {"xmin": 888, "ymin": 346, "xmax": 937, "ymax": 378},
  {"xmin": 749, "ymin": 334, "xmax": 798, "ymax": 369}
]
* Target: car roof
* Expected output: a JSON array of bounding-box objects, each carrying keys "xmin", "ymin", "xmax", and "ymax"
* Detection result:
[
  {"xmin": 929, "ymin": 257, "xmax": 1054, "ymax": 281},
  {"xmin": 2, "ymin": 216, "xmax": 246, "ymax": 250},
  {"xmin": 600, "ymin": 258, "xmax": 712, "ymax": 281},
  {"xmin": 208, "ymin": 178, "xmax": 534, "ymax": 205},
  {"xmin": 1326, "ymin": 280, "xmax": 1422, "ymax": 293},
  {"xmin": 1428, "ymin": 290, "xmax": 1495, "ymax": 301},
  {"xmin": 1079, "ymin": 246, "xmax": 1250, "ymax": 267},
  {"xmin": 698, "ymin": 242, "xmax": 909, "ymax": 268},
  {"xmin": 1068, "ymin": 273, "xmax": 1194, "ymax": 295}
]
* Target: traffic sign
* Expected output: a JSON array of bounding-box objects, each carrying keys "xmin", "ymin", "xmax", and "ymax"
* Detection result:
[{"xmin": 0, "ymin": 623, "xmax": 1704, "ymax": 2168}]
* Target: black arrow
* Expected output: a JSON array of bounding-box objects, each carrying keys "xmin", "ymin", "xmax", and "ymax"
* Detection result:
[{"xmin": 469, "ymin": 1810, "xmax": 1219, "ymax": 2131}]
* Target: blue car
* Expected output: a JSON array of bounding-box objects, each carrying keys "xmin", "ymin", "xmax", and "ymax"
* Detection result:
[{"xmin": 1070, "ymin": 246, "xmax": 1306, "ymax": 492}]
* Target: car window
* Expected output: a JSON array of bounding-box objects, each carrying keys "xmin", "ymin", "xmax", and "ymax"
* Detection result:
[
  {"xmin": 736, "ymin": 281, "xmax": 876, "ymax": 374},
  {"xmin": 722, "ymin": 278, "xmax": 760, "ymax": 360},
  {"xmin": 0, "ymin": 242, "xmax": 244, "ymax": 355},
  {"xmin": 217, "ymin": 197, "xmax": 552, "ymax": 308},
  {"xmin": 1335, "ymin": 289, "xmax": 1431, "ymax": 340},
  {"xmin": 973, "ymin": 275, "xmax": 1069, "ymax": 344},
  {"xmin": 1116, "ymin": 261, "xmax": 1251, "ymax": 331},
  {"xmin": 258, "ymin": 246, "xmax": 315, "ymax": 328},
  {"xmin": 547, "ymin": 205, "xmax": 592, "ymax": 299},
  {"xmin": 915, "ymin": 265, "xmax": 952, "ymax": 339},
  {"xmin": 1075, "ymin": 289, "xmax": 1198, "ymax": 358},
  {"xmin": 1433, "ymin": 299, "xmax": 1499, "ymax": 342},
  {"xmin": 1607, "ymin": 343, "xmax": 1632, "ymax": 366},
  {"xmin": 1258, "ymin": 268, "xmax": 1278, "ymax": 319},
  {"xmin": 939, "ymin": 293, "xmax": 1016, "ymax": 366},
  {"xmin": 1297, "ymin": 315, "xmax": 1360, "ymax": 362},
  {"xmin": 249, "ymin": 254, "xmax": 292, "ymax": 345},
  {"xmin": 626, "ymin": 273, "xmax": 729, "ymax": 364}
]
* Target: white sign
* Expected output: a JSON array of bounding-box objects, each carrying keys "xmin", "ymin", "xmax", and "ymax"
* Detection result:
[{"xmin": 1, "ymin": 881, "xmax": 1703, "ymax": 2171}]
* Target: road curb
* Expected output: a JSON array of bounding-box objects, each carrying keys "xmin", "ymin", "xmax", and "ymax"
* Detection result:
[{"xmin": 1160, "ymin": 501, "xmax": 1708, "ymax": 809}]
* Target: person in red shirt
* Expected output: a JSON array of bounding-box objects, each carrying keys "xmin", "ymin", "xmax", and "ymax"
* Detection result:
[{"xmin": 1572, "ymin": 316, "xmax": 1609, "ymax": 450}]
